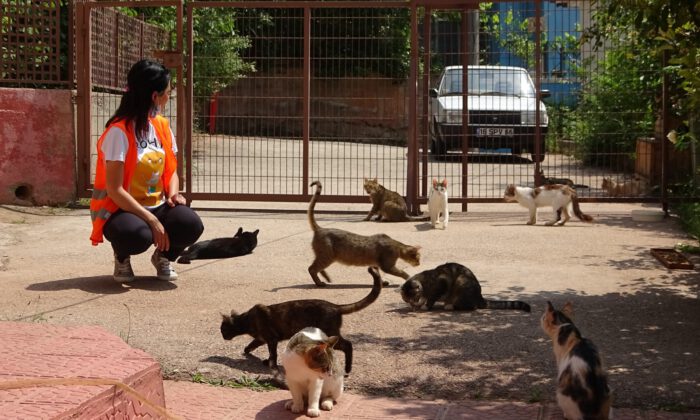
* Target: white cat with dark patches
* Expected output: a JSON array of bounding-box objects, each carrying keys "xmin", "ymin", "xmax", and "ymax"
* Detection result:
[
  {"xmin": 428, "ymin": 178, "xmax": 449, "ymax": 229},
  {"xmin": 281, "ymin": 327, "xmax": 344, "ymax": 418},
  {"xmin": 503, "ymin": 184, "xmax": 593, "ymax": 226}
]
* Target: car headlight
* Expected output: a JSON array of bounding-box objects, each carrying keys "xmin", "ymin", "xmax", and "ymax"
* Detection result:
[
  {"xmin": 521, "ymin": 110, "xmax": 549, "ymax": 126},
  {"xmin": 444, "ymin": 110, "xmax": 462, "ymax": 124}
]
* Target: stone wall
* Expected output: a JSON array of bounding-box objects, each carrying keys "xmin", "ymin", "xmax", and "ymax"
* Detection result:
[
  {"xmin": 213, "ymin": 68, "xmax": 411, "ymax": 146},
  {"xmin": 0, "ymin": 88, "xmax": 76, "ymax": 205}
]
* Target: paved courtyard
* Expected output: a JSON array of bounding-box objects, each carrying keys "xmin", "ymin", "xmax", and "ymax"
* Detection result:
[{"xmin": 0, "ymin": 201, "xmax": 698, "ymax": 417}]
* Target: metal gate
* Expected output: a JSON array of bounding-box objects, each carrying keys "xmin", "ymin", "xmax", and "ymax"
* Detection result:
[
  {"xmin": 75, "ymin": 1, "xmax": 674, "ymax": 210},
  {"xmin": 75, "ymin": 0, "xmax": 184, "ymax": 196}
]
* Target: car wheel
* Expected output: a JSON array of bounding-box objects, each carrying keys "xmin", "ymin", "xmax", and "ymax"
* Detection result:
[
  {"xmin": 431, "ymin": 139, "xmax": 446, "ymax": 159},
  {"xmin": 430, "ymin": 120, "xmax": 446, "ymax": 158}
]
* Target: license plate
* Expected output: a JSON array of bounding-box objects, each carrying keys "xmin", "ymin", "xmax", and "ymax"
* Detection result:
[{"xmin": 476, "ymin": 127, "xmax": 514, "ymax": 137}]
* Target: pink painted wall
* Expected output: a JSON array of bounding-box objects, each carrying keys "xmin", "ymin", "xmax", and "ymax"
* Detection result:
[{"xmin": 0, "ymin": 88, "xmax": 76, "ymax": 205}]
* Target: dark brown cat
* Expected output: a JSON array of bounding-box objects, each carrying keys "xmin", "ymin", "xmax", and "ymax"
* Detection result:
[
  {"xmin": 401, "ymin": 262, "xmax": 531, "ymax": 312},
  {"xmin": 537, "ymin": 169, "xmax": 589, "ymax": 189},
  {"xmin": 308, "ymin": 180, "xmax": 421, "ymax": 287},
  {"xmin": 220, "ymin": 267, "xmax": 382, "ymax": 374},
  {"xmin": 363, "ymin": 178, "xmax": 429, "ymax": 222}
]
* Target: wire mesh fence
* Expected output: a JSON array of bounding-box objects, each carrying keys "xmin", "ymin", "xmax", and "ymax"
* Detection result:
[{"xmin": 21, "ymin": 0, "xmax": 683, "ymax": 206}]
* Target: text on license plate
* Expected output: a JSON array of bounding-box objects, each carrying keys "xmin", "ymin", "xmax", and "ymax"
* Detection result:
[{"xmin": 476, "ymin": 127, "xmax": 515, "ymax": 136}]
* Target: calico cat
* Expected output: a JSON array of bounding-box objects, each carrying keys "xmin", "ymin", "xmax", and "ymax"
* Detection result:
[
  {"xmin": 400, "ymin": 262, "xmax": 530, "ymax": 312},
  {"xmin": 541, "ymin": 301, "xmax": 612, "ymax": 420},
  {"xmin": 220, "ymin": 267, "xmax": 382, "ymax": 374},
  {"xmin": 428, "ymin": 178, "xmax": 449, "ymax": 229},
  {"xmin": 363, "ymin": 178, "xmax": 429, "ymax": 222},
  {"xmin": 177, "ymin": 227, "xmax": 259, "ymax": 264},
  {"xmin": 308, "ymin": 180, "xmax": 421, "ymax": 287},
  {"xmin": 503, "ymin": 184, "xmax": 594, "ymax": 226},
  {"xmin": 281, "ymin": 327, "xmax": 344, "ymax": 417},
  {"xmin": 601, "ymin": 177, "xmax": 648, "ymax": 197}
]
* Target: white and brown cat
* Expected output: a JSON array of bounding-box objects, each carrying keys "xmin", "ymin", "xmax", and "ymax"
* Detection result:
[
  {"xmin": 541, "ymin": 301, "xmax": 612, "ymax": 420},
  {"xmin": 428, "ymin": 178, "xmax": 449, "ymax": 229},
  {"xmin": 281, "ymin": 327, "xmax": 344, "ymax": 418},
  {"xmin": 503, "ymin": 184, "xmax": 593, "ymax": 226}
]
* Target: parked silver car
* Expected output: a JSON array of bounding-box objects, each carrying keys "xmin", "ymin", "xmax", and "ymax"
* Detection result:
[{"xmin": 429, "ymin": 65, "xmax": 549, "ymax": 161}]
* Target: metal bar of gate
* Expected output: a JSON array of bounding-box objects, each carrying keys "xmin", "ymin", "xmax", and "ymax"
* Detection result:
[{"xmin": 406, "ymin": 4, "xmax": 419, "ymax": 214}]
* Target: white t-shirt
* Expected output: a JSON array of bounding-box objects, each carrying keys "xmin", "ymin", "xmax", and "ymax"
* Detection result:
[{"xmin": 101, "ymin": 122, "xmax": 177, "ymax": 208}]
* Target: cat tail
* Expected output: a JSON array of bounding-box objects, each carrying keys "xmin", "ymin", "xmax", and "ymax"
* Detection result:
[
  {"xmin": 484, "ymin": 300, "xmax": 531, "ymax": 312},
  {"xmin": 338, "ymin": 267, "xmax": 382, "ymax": 314},
  {"xmin": 571, "ymin": 192, "xmax": 594, "ymax": 222},
  {"xmin": 308, "ymin": 181, "xmax": 323, "ymax": 231}
]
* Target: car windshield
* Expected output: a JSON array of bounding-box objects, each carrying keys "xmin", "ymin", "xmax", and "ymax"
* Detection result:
[{"xmin": 440, "ymin": 67, "xmax": 535, "ymax": 97}]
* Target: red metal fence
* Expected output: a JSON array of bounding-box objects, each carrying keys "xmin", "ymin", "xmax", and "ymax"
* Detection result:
[{"xmin": 2, "ymin": 0, "xmax": 688, "ymax": 209}]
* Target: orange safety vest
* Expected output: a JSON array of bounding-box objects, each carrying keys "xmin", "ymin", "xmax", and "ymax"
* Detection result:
[{"xmin": 89, "ymin": 115, "xmax": 177, "ymax": 245}]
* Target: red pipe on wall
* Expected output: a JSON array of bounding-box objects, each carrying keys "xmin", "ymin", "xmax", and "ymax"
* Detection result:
[{"xmin": 208, "ymin": 91, "xmax": 219, "ymax": 134}]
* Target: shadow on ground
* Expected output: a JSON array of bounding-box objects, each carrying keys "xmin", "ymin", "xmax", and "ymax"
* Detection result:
[{"xmin": 26, "ymin": 276, "xmax": 177, "ymax": 294}]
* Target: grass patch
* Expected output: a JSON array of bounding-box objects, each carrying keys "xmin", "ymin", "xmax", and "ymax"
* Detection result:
[
  {"xmin": 655, "ymin": 402, "xmax": 690, "ymax": 413},
  {"xmin": 527, "ymin": 387, "xmax": 544, "ymax": 403},
  {"xmin": 190, "ymin": 373, "xmax": 279, "ymax": 391}
]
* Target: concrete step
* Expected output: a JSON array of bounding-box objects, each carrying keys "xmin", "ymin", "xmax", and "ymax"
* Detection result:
[{"xmin": 0, "ymin": 321, "xmax": 165, "ymax": 419}]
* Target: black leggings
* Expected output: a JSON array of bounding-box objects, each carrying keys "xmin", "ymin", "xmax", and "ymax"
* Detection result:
[{"xmin": 104, "ymin": 204, "xmax": 204, "ymax": 262}]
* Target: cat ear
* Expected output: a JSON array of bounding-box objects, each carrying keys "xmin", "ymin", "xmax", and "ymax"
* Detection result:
[
  {"xmin": 253, "ymin": 229, "xmax": 259, "ymax": 236},
  {"xmin": 235, "ymin": 227, "xmax": 243, "ymax": 237},
  {"xmin": 562, "ymin": 301, "xmax": 574, "ymax": 318},
  {"xmin": 543, "ymin": 301, "xmax": 556, "ymax": 323},
  {"xmin": 432, "ymin": 178, "xmax": 437, "ymax": 186},
  {"xmin": 221, "ymin": 312, "xmax": 231, "ymax": 322},
  {"xmin": 442, "ymin": 178, "xmax": 448, "ymax": 186}
]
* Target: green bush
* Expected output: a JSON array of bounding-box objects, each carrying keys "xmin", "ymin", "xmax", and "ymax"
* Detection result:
[
  {"xmin": 569, "ymin": 50, "xmax": 655, "ymax": 168},
  {"xmin": 675, "ymin": 201, "xmax": 700, "ymax": 246}
]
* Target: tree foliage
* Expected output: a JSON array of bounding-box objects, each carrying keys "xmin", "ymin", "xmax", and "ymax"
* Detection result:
[{"xmin": 584, "ymin": 0, "xmax": 700, "ymax": 147}]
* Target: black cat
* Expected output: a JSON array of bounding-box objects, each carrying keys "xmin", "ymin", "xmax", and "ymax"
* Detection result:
[{"xmin": 177, "ymin": 227, "xmax": 259, "ymax": 264}]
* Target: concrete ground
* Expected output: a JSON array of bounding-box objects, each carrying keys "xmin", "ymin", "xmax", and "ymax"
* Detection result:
[{"xmin": 0, "ymin": 200, "xmax": 698, "ymax": 417}]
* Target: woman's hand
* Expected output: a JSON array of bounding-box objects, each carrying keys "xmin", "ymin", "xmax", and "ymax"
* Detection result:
[
  {"xmin": 147, "ymin": 216, "xmax": 170, "ymax": 251},
  {"xmin": 167, "ymin": 193, "xmax": 187, "ymax": 207}
]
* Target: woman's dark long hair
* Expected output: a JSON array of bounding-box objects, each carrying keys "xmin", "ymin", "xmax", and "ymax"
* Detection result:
[{"xmin": 106, "ymin": 59, "xmax": 170, "ymax": 139}]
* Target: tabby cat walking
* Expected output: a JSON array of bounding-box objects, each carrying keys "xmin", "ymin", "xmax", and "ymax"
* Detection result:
[
  {"xmin": 541, "ymin": 301, "xmax": 612, "ymax": 420},
  {"xmin": 220, "ymin": 267, "xmax": 383, "ymax": 374},
  {"xmin": 308, "ymin": 180, "xmax": 421, "ymax": 287}
]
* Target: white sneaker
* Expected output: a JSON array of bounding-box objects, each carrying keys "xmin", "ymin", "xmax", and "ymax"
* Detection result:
[
  {"xmin": 151, "ymin": 250, "xmax": 178, "ymax": 281},
  {"xmin": 113, "ymin": 254, "xmax": 135, "ymax": 283}
]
